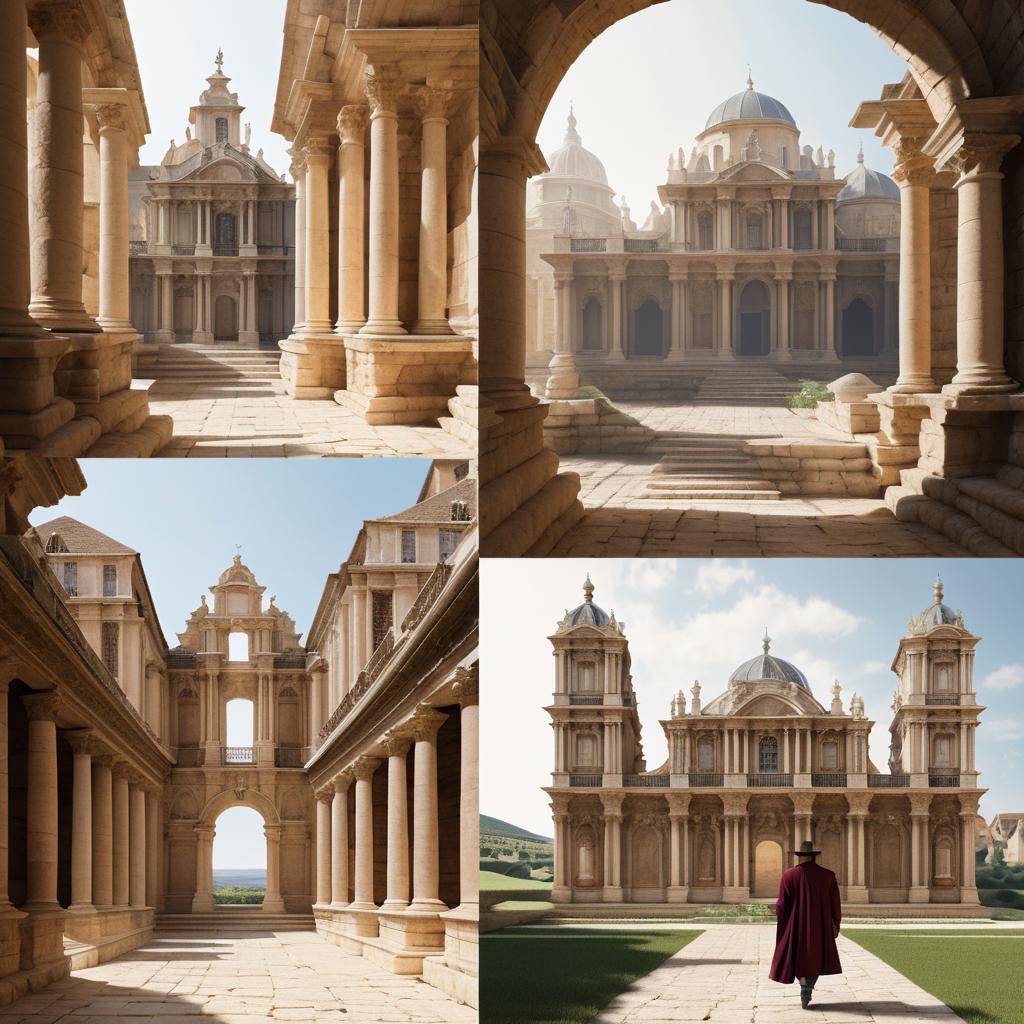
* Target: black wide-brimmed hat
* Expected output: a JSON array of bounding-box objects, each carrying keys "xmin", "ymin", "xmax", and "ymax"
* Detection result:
[{"xmin": 792, "ymin": 840, "xmax": 821, "ymax": 857}]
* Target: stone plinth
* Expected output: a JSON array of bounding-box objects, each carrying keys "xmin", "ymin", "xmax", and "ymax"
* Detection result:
[
  {"xmin": 336, "ymin": 334, "xmax": 475, "ymax": 425},
  {"xmin": 363, "ymin": 907, "xmax": 446, "ymax": 975},
  {"xmin": 744, "ymin": 439, "xmax": 881, "ymax": 497},
  {"xmin": 815, "ymin": 399, "xmax": 881, "ymax": 437},
  {"xmin": 541, "ymin": 396, "xmax": 657, "ymax": 455},
  {"xmin": 421, "ymin": 904, "xmax": 478, "ymax": 1006},
  {"xmin": 278, "ymin": 335, "xmax": 347, "ymax": 399},
  {"xmin": 62, "ymin": 906, "xmax": 154, "ymax": 966}
]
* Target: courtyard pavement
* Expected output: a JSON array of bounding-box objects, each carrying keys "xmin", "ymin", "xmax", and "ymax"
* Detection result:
[
  {"xmin": 553, "ymin": 402, "xmax": 969, "ymax": 556},
  {"xmin": 0, "ymin": 930, "xmax": 474, "ymax": 1023},
  {"xmin": 582, "ymin": 923, "xmax": 963, "ymax": 1023}
]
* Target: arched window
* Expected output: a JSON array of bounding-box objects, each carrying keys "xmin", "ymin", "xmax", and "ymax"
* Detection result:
[
  {"xmin": 793, "ymin": 208, "xmax": 812, "ymax": 250},
  {"xmin": 215, "ymin": 117, "xmax": 228, "ymax": 144},
  {"xmin": 746, "ymin": 212, "xmax": 763, "ymax": 250},
  {"xmin": 228, "ymin": 632, "xmax": 249, "ymax": 662},
  {"xmin": 697, "ymin": 737, "xmax": 714, "ymax": 770},
  {"xmin": 576, "ymin": 662, "xmax": 596, "ymax": 692},
  {"xmin": 737, "ymin": 279, "xmax": 771, "ymax": 357},
  {"xmin": 632, "ymin": 299, "xmax": 664, "ymax": 358},
  {"xmin": 933, "ymin": 662, "xmax": 953, "ymax": 692},
  {"xmin": 759, "ymin": 736, "xmax": 779, "ymax": 773},
  {"xmin": 841, "ymin": 297, "xmax": 875, "ymax": 357},
  {"xmin": 225, "ymin": 698, "xmax": 254, "ymax": 764},
  {"xmin": 697, "ymin": 211, "xmax": 714, "ymax": 250},
  {"xmin": 581, "ymin": 297, "xmax": 603, "ymax": 350}
]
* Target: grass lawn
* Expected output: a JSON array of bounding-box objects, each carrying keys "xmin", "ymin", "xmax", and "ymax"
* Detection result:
[
  {"xmin": 845, "ymin": 929, "xmax": 1024, "ymax": 1024},
  {"xmin": 480, "ymin": 927, "xmax": 701, "ymax": 1024},
  {"xmin": 480, "ymin": 869, "xmax": 553, "ymax": 892}
]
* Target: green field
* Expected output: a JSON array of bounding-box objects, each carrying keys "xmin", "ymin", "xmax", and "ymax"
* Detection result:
[
  {"xmin": 481, "ymin": 869, "xmax": 553, "ymax": 892},
  {"xmin": 845, "ymin": 929, "xmax": 1024, "ymax": 1024},
  {"xmin": 480, "ymin": 927, "xmax": 701, "ymax": 1024}
]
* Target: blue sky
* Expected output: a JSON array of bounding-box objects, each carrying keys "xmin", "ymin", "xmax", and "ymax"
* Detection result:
[
  {"xmin": 125, "ymin": 0, "xmax": 292, "ymax": 175},
  {"xmin": 28, "ymin": 458, "xmax": 429, "ymax": 869},
  {"xmin": 482, "ymin": 559, "xmax": 1024, "ymax": 838},
  {"xmin": 536, "ymin": 0, "xmax": 908, "ymax": 218}
]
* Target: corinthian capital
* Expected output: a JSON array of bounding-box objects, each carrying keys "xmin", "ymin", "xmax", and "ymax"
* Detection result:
[
  {"xmin": 336, "ymin": 105, "xmax": 369, "ymax": 146},
  {"xmin": 363, "ymin": 66, "xmax": 401, "ymax": 117},
  {"xmin": 22, "ymin": 691, "xmax": 60, "ymax": 722},
  {"xmin": 93, "ymin": 103, "xmax": 128, "ymax": 133},
  {"xmin": 890, "ymin": 137, "xmax": 934, "ymax": 187},
  {"xmin": 949, "ymin": 132, "xmax": 1020, "ymax": 180},
  {"xmin": 412, "ymin": 81, "xmax": 455, "ymax": 121},
  {"xmin": 28, "ymin": 0, "xmax": 89, "ymax": 43}
]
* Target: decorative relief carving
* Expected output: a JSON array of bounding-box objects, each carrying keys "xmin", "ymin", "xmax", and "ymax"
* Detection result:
[
  {"xmin": 336, "ymin": 105, "xmax": 369, "ymax": 145},
  {"xmin": 363, "ymin": 66, "xmax": 401, "ymax": 116}
]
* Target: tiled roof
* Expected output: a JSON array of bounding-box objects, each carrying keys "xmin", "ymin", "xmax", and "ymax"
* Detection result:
[
  {"xmin": 33, "ymin": 516, "xmax": 137, "ymax": 556},
  {"xmin": 379, "ymin": 478, "xmax": 476, "ymax": 524}
]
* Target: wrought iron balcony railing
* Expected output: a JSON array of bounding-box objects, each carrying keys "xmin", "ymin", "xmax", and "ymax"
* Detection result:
[
  {"xmin": 868, "ymin": 773, "xmax": 910, "ymax": 788},
  {"xmin": 747, "ymin": 772, "xmax": 793, "ymax": 787},
  {"xmin": 569, "ymin": 774, "xmax": 602, "ymax": 787},
  {"xmin": 172, "ymin": 244, "xmax": 196, "ymax": 256},
  {"xmin": 624, "ymin": 774, "xmax": 668, "ymax": 788},
  {"xmin": 925, "ymin": 694, "xmax": 960, "ymax": 705},
  {"xmin": 929, "ymin": 771, "xmax": 961, "ymax": 788},
  {"xmin": 812, "ymin": 772, "xmax": 847, "ymax": 788},
  {"xmin": 689, "ymin": 772, "xmax": 724, "ymax": 788},
  {"xmin": 569, "ymin": 694, "xmax": 602, "ymax": 705},
  {"xmin": 569, "ymin": 237, "xmax": 606, "ymax": 252},
  {"xmin": 213, "ymin": 243, "xmax": 238, "ymax": 256}
]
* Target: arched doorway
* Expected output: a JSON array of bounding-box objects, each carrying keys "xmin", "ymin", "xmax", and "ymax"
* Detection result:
[
  {"xmin": 737, "ymin": 280, "xmax": 771, "ymax": 356},
  {"xmin": 193, "ymin": 789, "xmax": 284, "ymax": 913},
  {"xmin": 841, "ymin": 297, "xmax": 875, "ymax": 356},
  {"xmin": 632, "ymin": 299, "xmax": 664, "ymax": 358},
  {"xmin": 753, "ymin": 840, "xmax": 784, "ymax": 897},
  {"xmin": 214, "ymin": 295, "xmax": 237, "ymax": 341},
  {"xmin": 212, "ymin": 806, "xmax": 266, "ymax": 905},
  {"xmin": 581, "ymin": 297, "xmax": 603, "ymax": 350}
]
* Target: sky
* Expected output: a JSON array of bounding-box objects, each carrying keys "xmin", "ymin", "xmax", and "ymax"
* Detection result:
[
  {"xmin": 125, "ymin": 0, "xmax": 292, "ymax": 175},
  {"xmin": 535, "ymin": 0, "xmax": 908, "ymax": 218},
  {"xmin": 28, "ymin": 458, "xmax": 430, "ymax": 870},
  {"xmin": 481, "ymin": 559, "xmax": 1024, "ymax": 840}
]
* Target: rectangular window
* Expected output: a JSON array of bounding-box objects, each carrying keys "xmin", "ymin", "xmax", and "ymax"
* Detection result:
[
  {"xmin": 438, "ymin": 529, "xmax": 459, "ymax": 562},
  {"xmin": 62, "ymin": 561, "xmax": 78, "ymax": 596},
  {"xmin": 400, "ymin": 529, "xmax": 416, "ymax": 563},
  {"xmin": 101, "ymin": 622, "xmax": 119, "ymax": 679},
  {"xmin": 372, "ymin": 591, "xmax": 393, "ymax": 651},
  {"xmin": 103, "ymin": 564, "xmax": 117, "ymax": 597},
  {"xmin": 747, "ymin": 221, "xmax": 762, "ymax": 249}
]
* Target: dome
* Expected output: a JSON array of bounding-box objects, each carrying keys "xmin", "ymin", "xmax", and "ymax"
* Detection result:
[
  {"xmin": 729, "ymin": 632, "xmax": 811, "ymax": 691},
  {"xmin": 563, "ymin": 573, "xmax": 611, "ymax": 628},
  {"xmin": 838, "ymin": 146, "xmax": 900, "ymax": 203},
  {"xmin": 218, "ymin": 552, "xmax": 257, "ymax": 586},
  {"xmin": 705, "ymin": 74, "xmax": 796, "ymax": 130},
  {"xmin": 915, "ymin": 577, "xmax": 960, "ymax": 630},
  {"xmin": 546, "ymin": 108, "xmax": 610, "ymax": 186}
]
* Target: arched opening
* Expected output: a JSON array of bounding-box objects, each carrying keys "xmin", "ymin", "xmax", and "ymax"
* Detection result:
[
  {"xmin": 215, "ymin": 117, "xmax": 229, "ymax": 144},
  {"xmin": 173, "ymin": 282, "xmax": 193, "ymax": 342},
  {"xmin": 632, "ymin": 299, "xmax": 664, "ymax": 358},
  {"xmin": 214, "ymin": 294, "xmax": 238, "ymax": 340},
  {"xmin": 737, "ymin": 280, "xmax": 771, "ymax": 356},
  {"xmin": 215, "ymin": 212, "xmax": 237, "ymax": 256},
  {"xmin": 225, "ymin": 698, "xmax": 254, "ymax": 764},
  {"xmin": 581, "ymin": 297, "xmax": 603, "ymax": 350},
  {"xmin": 227, "ymin": 631, "xmax": 249, "ymax": 663},
  {"xmin": 841, "ymin": 297, "xmax": 875, "ymax": 356},
  {"xmin": 212, "ymin": 807, "xmax": 266, "ymax": 905},
  {"xmin": 753, "ymin": 839, "xmax": 784, "ymax": 897}
]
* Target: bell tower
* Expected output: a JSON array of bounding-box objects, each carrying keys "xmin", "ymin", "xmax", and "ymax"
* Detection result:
[{"xmin": 190, "ymin": 49, "xmax": 245, "ymax": 149}]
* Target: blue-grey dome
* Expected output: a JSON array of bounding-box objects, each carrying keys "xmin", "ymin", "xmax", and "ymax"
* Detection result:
[
  {"xmin": 918, "ymin": 577, "xmax": 958, "ymax": 629},
  {"xmin": 838, "ymin": 148, "xmax": 900, "ymax": 203},
  {"xmin": 729, "ymin": 633, "xmax": 810, "ymax": 691},
  {"xmin": 563, "ymin": 573, "xmax": 610, "ymax": 628},
  {"xmin": 705, "ymin": 77, "xmax": 796, "ymax": 130}
]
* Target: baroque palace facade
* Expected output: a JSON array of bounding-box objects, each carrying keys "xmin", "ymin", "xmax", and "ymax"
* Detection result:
[
  {"xmin": 545, "ymin": 577, "xmax": 984, "ymax": 913},
  {"xmin": 0, "ymin": 456, "xmax": 478, "ymax": 1006},
  {"xmin": 527, "ymin": 88, "xmax": 902, "ymax": 394},
  {"xmin": 128, "ymin": 53, "xmax": 296, "ymax": 347}
]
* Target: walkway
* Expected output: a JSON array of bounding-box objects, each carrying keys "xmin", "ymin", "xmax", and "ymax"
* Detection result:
[
  {"xmin": 553, "ymin": 401, "xmax": 969, "ymax": 556},
  {"xmin": 2, "ymin": 930, "xmax": 474, "ymax": 1023},
  {"xmin": 589, "ymin": 924, "xmax": 962, "ymax": 1023}
]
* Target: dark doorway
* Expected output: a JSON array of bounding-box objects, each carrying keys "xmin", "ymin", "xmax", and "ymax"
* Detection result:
[
  {"xmin": 632, "ymin": 300, "xmax": 664, "ymax": 357},
  {"xmin": 581, "ymin": 298, "xmax": 603, "ymax": 351},
  {"xmin": 841, "ymin": 297, "xmax": 875, "ymax": 357},
  {"xmin": 737, "ymin": 280, "xmax": 770, "ymax": 356}
]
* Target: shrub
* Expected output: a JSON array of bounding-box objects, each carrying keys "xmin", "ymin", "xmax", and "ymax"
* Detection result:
[
  {"xmin": 505, "ymin": 862, "xmax": 532, "ymax": 879},
  {"xmin": 213, "ymin": 886, "xmax": 265, "ymax": 905},
  {"xmin": 994, "ymin": 889, "xmax": 1024, "ymax": 909},
  {"xmin": 786, "ymin": 380, "xmax": 835, "ymax": 410},
  {"xmin": 518, "ymin": 850, "xmax": 532, "ymax": 861}
]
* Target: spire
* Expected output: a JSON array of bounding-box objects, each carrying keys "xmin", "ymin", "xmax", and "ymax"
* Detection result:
[
  {"xmin": 583, "ymin": 573, "xmax": 594, "ymax": 603},
  {"xmin": 857, "ymin": 140, "xmax": 865, "ymax": 164},
  {"xmin": 746, "ymin": 66, "xmax": 754, "ymax": 91},
  {"xmin": 933, "ymin": 574, "xmax": 943, "ymax": 605},
  {"xmin": 564, "ymin": 103, "xmax": 581, "ymax": 146},
  {"xmin": 762, "ymin": 627, "xmax": 771, "ymax": 654}
]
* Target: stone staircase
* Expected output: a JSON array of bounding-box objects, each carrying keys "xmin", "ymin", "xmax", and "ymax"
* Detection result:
[
  {"xmin": 691, "ymin": 366, "xmax": 799, "ymax": 406},
  {"xmin": 155, "ymin": 908, "xmax": 315, "ymax": 933},
  {"xmin": 149, "ymin": 345, "xmax": 283, "ymax": 398},
  {"xmin": 439, "ymin": 385, "xmax": 477, "ymax": 447},
  {"xmin": 642, "ymin": 433, "xmax": 782, "ymax": 501}
]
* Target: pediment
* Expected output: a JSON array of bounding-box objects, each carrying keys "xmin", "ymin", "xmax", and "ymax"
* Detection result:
[
  {"xmin": 718, "ymin": 161, "xmax": 791, "ymax": 183},
  {"xmin": 737, "ymin": 695, "xmax": 799, "ymax": 716}
]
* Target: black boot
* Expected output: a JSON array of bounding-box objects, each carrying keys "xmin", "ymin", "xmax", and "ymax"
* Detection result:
[{"xmin": 798, "ymin": 977, "xmax": 815, "ymax": 1009}]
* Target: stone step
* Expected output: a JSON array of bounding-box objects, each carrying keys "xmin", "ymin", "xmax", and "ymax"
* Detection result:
[
  {"xmin": 889, "ymin": 489, "xmax": 1016, "ymax": 556},
  {"xmin": 155, "ymin": 912, "xmax": 315, "ymax": 932},
  {"xmin": 648, "ymin": 476, "xmax": 778, "ymax": 490},
  {"xmin": 642, "ymin": 486, "xmax": 783, "ymax": 500}
]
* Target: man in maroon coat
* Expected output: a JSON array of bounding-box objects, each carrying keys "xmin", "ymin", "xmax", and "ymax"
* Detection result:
[{"xmin": 769, "ymin": 839, "xmax": 843, "ymax": 1009}]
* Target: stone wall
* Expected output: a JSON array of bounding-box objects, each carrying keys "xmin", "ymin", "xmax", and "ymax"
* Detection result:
[
  {"xmin": 744, "ymin": 439, "xmax": 881, "ymax": 497},
  {"xmin": 541, "ymin": 396, "xmax": 657, "ymax": 455},
  {"xmin": 930, "ymin": 187, "xmax": 958, "ymax": 386}
]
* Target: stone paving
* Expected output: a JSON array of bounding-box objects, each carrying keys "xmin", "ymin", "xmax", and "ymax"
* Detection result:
[
  {"xmin": 587, "ymin": 923, "xmax": 963, "ymax": 1023},
  {"xmin": 146, "ymin": 381, "xmax": 472, "ymax": 459},
  {"xmin": 553, "ymin": 402, "xmax": 970, "ymax": 556},
  {"xmin": 0, "ymin": 930, "xmax": 474, "ymax": 1024}
]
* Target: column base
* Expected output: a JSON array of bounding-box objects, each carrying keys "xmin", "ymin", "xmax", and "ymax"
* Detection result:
[
  {"xmin": 17, "ymin": 906, "xmax": 66, "ymax": 969},
  {"xmin": 345, "ymin": 905, "xmax": 381, "ymax": 937},
  {"xmin": 407, "ymin": 897, "xmax": 447, "ymax": 914},
  {"xmin": 889, "ymin": 378, "xmax": 937, "ymax": 395},
  {"xmin": 908, "ymin": 886, "xmax": 930, "ymax": 903},
  {"xmin": 845, "ymin": 885, "xmax": 869, "ymax": 904},
  {"xmin": 27, "ymin": 303, "xmax": 100, "ymax": 335},
  {"xmin": 360, "ymin": 319, "xmax": 406, "ymax": 335},
  {"xmin": 550, "ymin": 885, "xmax": 572, "ymax": 903},
  {"xmin": 545, "ymin": 353, "xmax": 580, "ymax": 399},
  {"xmin": 260, "ymin": 894, "xmax": 285, "ymax": 913},
  {"xmin": 279, "ymin": 334, "xmax": 346, "ymax": 398},
  {"xmin": 193, "ymin": 331, "xmax": 214, "ymax": 344},
  {"xmin": 722, "ymin": 886, "xmax": 749, "ymax": 904},
  {"xmin": 942, "ymin": 378, "xmax": 1020, "ymax": 396},
  {"xmin": 960, "ymin": 885, "xmax": 980, "ymax": 905},
  {"xmin": 238, "ymin": 331, "xmax": 260, "ymax": 346},
  {"xmin": 667, "ymin": 885, "xmax": 690, "ymax": 903},
  {"xmin": 191, "ymin": 894, "xmax": 215, "ymax": 913},
  {"xmin": 601, "ymin": 885, "xmax": 623, "ymax": 903},
  {"xmin": 412, "ymin": 319, "xmax": 454, "ymax": 336},
  {"xmin": 154, "ymin": 330, "xmax": 174, "ymax": 343}
]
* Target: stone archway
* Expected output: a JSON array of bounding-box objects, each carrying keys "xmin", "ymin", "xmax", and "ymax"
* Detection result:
[
  {"xmin": 841, "ymin": 297, "xmax": 875, "ymax": 357},
  {"xmin": 192, "ymin": 788, "xmax": 284, "ymax": 913},
  {"xmin": 753, "ymin": 839, "xmax": 784, "ymax": 897}
]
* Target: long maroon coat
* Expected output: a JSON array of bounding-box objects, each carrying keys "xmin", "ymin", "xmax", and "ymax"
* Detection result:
[{"xmin": 769, "ymin": 860, "xmax": 843, "ymax": 984}]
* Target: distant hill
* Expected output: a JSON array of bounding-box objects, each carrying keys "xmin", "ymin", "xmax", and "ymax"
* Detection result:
[
  {"xmin": 213, "ymin": 868, "xmax": 266, "ymax": 889},
  {"xmin": 481, "ymin": 814, "xmax": 552, "ymax": 844}
]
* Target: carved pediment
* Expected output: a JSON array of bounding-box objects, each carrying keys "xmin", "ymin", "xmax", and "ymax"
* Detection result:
[{"xmin": 737, "ymin": 695, "xmax": 798, "ymax": 716}]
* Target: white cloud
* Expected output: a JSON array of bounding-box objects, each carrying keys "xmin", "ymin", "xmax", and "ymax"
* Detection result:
[
  {"xmin": 982, "ymin": 664, "xmax": 1024, "ymax": 692},
  {"xmin": 621, "ymin": 559, "xmax": 677, "ymax": 591},
  {"xmin": 790, "ymin": 649, "xmax": 842, "ymax": 695},
  {"xmin": 691, "ymin": 561, "xmax": 756, "ymax": 596},
  {"xmin": 985, "ymin": 718, "xmax": 1024, "ymax": 742},
  {"xmin": 861, "ymin": 660, "xmax": 889, "ymax": 674}
]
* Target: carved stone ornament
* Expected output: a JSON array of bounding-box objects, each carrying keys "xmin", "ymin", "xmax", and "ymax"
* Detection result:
[
  {"xmin": 412, "ymin": 81, "xmax": 455, "ymax": 121},
  {"xmin": 452, "ymin": 664, "xmax": 479, "ymax": 706},
  {"xmin": 336, "ymin": 105, "xmax": 369, "ymax": 145},
  {"xmin": 28, "ymin": 1, "xmax": 90, "ymax": 43},
  {"xmin": 363, "ymin": 66, "xmax": 401, "ymax": 116},
  {"xmin": 93, "ymin": 103, "xmax": 128, "ymax": 133}
]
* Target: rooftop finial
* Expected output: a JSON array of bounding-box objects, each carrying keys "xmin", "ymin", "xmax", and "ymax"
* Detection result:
[
  {"xmin": 564, "ymin": 103, "xmax": 581, "ymax": 145},
  {"xmin": 746, "ymin": 66, "xmax": 754, "ymax": 91},
  {"xmin": 762, "ymin": 627, "xmax": 771, "ymax": 654},
  {"xmin": 583, "ymin": 573, "xmax": 594, "ymax": 603},
  {"xmin": 215, "ymin": 48, "xmax": 224, "ymax": 72},
  {"xmin": 857, "ymin": 140, "xmax": 864, "ymax": 164},
  {"xmin": 933, "ymin": 574, "xmax": 943, "ymax": 605},
  {"xmin": 233, "ymin": 543, "xmax": 242, "ymax": 565}
]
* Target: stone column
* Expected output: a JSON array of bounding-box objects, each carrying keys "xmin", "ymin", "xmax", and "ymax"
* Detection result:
[
  {"xmin": 546, "ymin": 275, "xmax": 579, "ymax": 397},
  {"xmin": 330, "ymin": 774, "xmax": 350, "ymax": 907},
  {"xmin": 66, "ymin": 732, "xmax": 93, "ymax": 910},
  {"xmin": 453, "ymin": 669, "xmax": 479, "ymax": 912},
  {"xmin": 301, "ymin": 138, "xmax": 334, "ymax": 335},
  {"xmin": 91, "ymin": 753, "xmax": 114, "ymax": 907},
  {"xmin": 129, "ymin": 782, "xmax": 146, "ymax": 907},
  {"xmin": 0, "ymin": 672, "xmax": 14, "ymax": 911},
  {"xmin": 23, "ymin": 693, "xmax": 60, "ymax": 907},
  {"xmin": 315, "ymin": 788, "xmax": 332, "ymax": 907},
  {"xmin": 112, "ymin": 766, "xmax": 130, "ymax": 906},
  {"xmin": 412, "ymin": 82, "xmax": 454, "ymax": 334},
  {"xmin": 777, "ymin": 274, "xmax": 791, "ymax": 353},
  {"xmin": 717, "ymin": 273, "xmax": 732, "ymax": 355},
  {"xmin": 27, "ymin": 3, "xmax": 97, "ymax": 333},
  {"xmin": 909, "ymin": 792, "xmax": 930, "ymax": 902},
  {"xmin": 609, "ymin": 271, "xmax": 625, "ymax": 360},
  {"xmin": 552, "ymin": 805, "xmax": 569, "ymax": 899},
  {"xmin": 890, "ymin": 146, "xmax": 936, "ymax": 392},
  {"xmin": 335, "ymin": 106, "xmax": 369, "ymax": 334},
  {"xmin": 360, "ymin": 66, "xmax": 405, "ymax": 334},
  {"xmin": 409, "ymin": 705, "xmax": 448, "ymax": 913},
  {"xmin": 959, "ymin": 797, "xmax": 979, "ymax": 904},
  {"xmin": 380, "ymin": 734, "xmax": 411, "ymax": 912},
  {"xmin": 93, "ymin": 99, "xmax": 134, "ymax": 332},
  {"xmin": 669, "ymin": 274, "xmax": 685, "ymax": 358},
  {"xmin": 944, "ymin": 136, "xmax": 1021, "ymax": 394},
  {"xmin": 262, "ymin": 825, "xmax": 285, "ymax": 912},
  {"xmin": 157, "ymin": 269, "xmax": 173, "ymax": 340},
  {"xmin": 349, "ymin": 757, "xmax": 380, "ymax": 911},
  {"xmin": 290, "ymin": 159, "xmax": 306, "ymax": 332},
  {"xmin": 145, "ymin": 790, "xmax": 160, "ymax": 910},
  {"xmin": 191, "ymin": 825, "xmax": 214, "ymax": 913}
]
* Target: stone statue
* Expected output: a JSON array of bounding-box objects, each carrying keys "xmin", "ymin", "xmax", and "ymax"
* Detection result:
[
  {"xmin": 185, "ymin": 126, "xmax": 191, "ymax": 141},
  {"xmin": 244, "ymin": 123, "xmax": 252, "ymax": 148},
  {"xmin": 690, "ymin": 680, "xmax": 702, "ymax": 715},
  {"xmin": 830, "ymin": 680, "xmax": 843, "ymax": 714},
  {"xmin": 827, "ymin": 148, "xmax": 835, "ymax": 168}
]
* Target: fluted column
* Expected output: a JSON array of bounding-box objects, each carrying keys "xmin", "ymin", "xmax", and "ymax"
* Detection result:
[
  {"xmin": 330, "ymin": 774, "xmax": 351, "ymax": 907},
  {"xmin": 301, "ymin": 138, "xmax": 333, "ymax": 334},
  {"xmin": 335, "ymin": 106, "xmax": 369, "ymax": 334},
  {"xmin": 290, "ymin": 159, "xmax": 306, "ymax": 332},
  {"xmin": 67, "ymin": 732, "xmax": 93, "ymax": 909},
  {"xmin": 453, "ymin": 668, "xmax": 479, "ymax": 912},
  {"xmin": 360, "ymin": 66, "xmax": 405, "ymax": 334},
  {"xmin": 22, "ymin": 693, "xmax": 61, "ymax": 907},
  {"xmin": 91, "ymin": 752, "xmax": 114, "ymax": 907},
  {"xmin": 350, "ymin": 757, "xmax": 380, "ymax": 911},
  {"xmin": 382, "ymin": 733, "xmax": 412, "ymax": 911},
  {"xmin": 263, "ymin": 825, "xmax": 285, "ymax": 912},
  {"xmin": 315, "ymin": 788, "xmax": 332, "ymax": 906},
  {"xmin": 777, "ymin": 274, "xmax": 791, "ymax": 353},
  {"xmin": 409, "ymin": 705, "xmax": 448, "ymax": 913},
  {"xmin": 890, "ymin": 145, "xmax": 936, "ymax": 392},
  {"xmin": 412, "ymin": 82, "xmax": 454, "ymax": 334},
  {"xmin": 93, "ymin": 98, "xmax": 133, "ymax": 331},
  {"xmin": 27, "ymin": 3, "xmax": 97, "ymax": 332},
  {"xmin": 112, "ymin": 766, "xmax": 130, "ymax": 906},
  {"xmin": 129, "ymin": 782, "xmax": 146, "ymax": 907}
]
